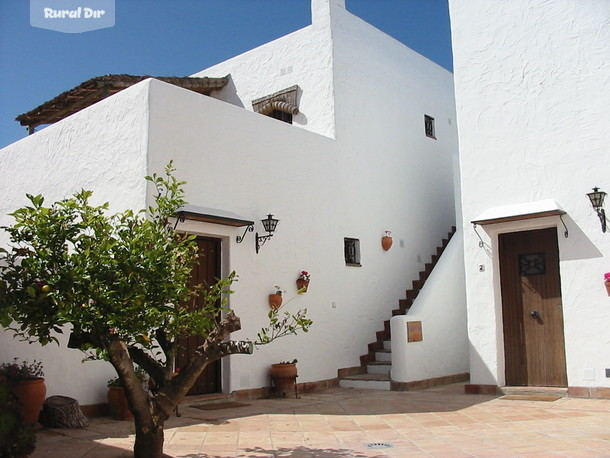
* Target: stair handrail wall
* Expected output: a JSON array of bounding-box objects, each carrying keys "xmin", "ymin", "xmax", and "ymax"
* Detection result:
[{"xmin": 390, "ymin": 230, "xmax": 468, "ymax": 383}]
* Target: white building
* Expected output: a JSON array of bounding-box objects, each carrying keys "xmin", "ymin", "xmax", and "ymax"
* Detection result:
[
  {"xmin": 0, "ymin": 0, "xmax": 465, "ymax": 412},
  {"xmin": 450, "ymin": 0, "xmax": 610, "ymax": 396}
]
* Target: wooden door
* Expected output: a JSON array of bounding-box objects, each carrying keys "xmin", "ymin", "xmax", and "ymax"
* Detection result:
[
  {"xmin": 176, "ymin": 236, "xmax": 222, "ymax": 395},
  {"xmin": 499, "ymin": 228, "xmax": 567, "ymax": 387}
]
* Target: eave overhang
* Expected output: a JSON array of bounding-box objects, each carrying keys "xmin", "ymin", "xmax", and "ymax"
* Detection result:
[
  {"xmin": 174, "ymin": 206, "xmax": 254, "ymax": 228},
  {"xmin": 472, "ymin": 199, "xmax": 566, "ymax": 226},
  {"xmin": 16, "ymin": 74, "xmax": 229, "ymax": 131}
]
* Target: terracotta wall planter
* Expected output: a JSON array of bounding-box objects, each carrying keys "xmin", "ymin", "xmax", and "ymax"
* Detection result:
[
  {"xmin": 382, "ymin": 236, "xmax": 393, "ymax": 251},
  {"xmin": 10, "ymin": 378, "xmax": 46, "ymax": 424},
  {"xmin": 296, "ymin": 279, "xmax": 310, "ymax": 293},
  {"xmin": 268, "ymin": 294, "xmax": 283, "ymax": 310},
  {"xmin": 605, "ymin": 281, "xmax": 610, "ymax": 296}
]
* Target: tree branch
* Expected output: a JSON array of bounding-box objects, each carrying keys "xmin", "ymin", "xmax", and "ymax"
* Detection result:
[
  {"xmin": 206, "ymin": 310, "xmax": 241, "ymax": 343},
  {"xmin": 127, "ymin": 346, "xmax": 165, "ymax": 386}
]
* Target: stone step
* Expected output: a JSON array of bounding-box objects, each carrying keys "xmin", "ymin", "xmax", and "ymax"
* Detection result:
[
  {"xmin": 339, "ymin": 373, "xmax": 391, "ymax": 391},
  {"xmin": 375, "ymin": 350, "xmax": 391, "ymax": 362},
  {"xmin": 367, "ymin": 361, "xmax": 391, "ymax": 375},
  {"xmin": 500, "ymin": 386, "xmax": 568, "ymax": 397},
  {"xmin": 383, "ymin": 340, "xmax": 391, "ymax": 351}
]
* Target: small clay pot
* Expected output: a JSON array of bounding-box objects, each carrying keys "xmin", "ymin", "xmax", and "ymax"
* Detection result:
[
  {"xmin": 382, "ymin": 236, "xmax": 393, "ymax": 251},
  {"xmin": 268, "ymin": 294, "xmax": 283, "ymax": 310}
]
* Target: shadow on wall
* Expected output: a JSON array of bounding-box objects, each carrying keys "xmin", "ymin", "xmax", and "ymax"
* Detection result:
[
  {"xmin": 559, "ymin": 214, "xmax": 602, "ymax": 261},
  {"xmin": 475, "ymin": 214, "xmax": 602, "ymax": 262},
  {"xmin": 209, "ymin": 75, "xmax": 245, "ymax": 108}
]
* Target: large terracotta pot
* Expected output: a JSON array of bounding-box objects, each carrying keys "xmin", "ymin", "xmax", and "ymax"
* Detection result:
[
  {"xmin": 107, "ymin": 386, "xmax": 133, "ymax": 420},
  {"xmin": 270, "ymin": 363, "xmax": 298, "ymax": 379},
  {"xmin": 268, "ymin": 294, "xmax": 283, "ymax": 310},
  {"xmin": 11, "ymin": 378, "xmax": 46, "ymax": 424},
  {"xmin": 270, "ymin": 363, "xmax": 298, "ymax": 397}
]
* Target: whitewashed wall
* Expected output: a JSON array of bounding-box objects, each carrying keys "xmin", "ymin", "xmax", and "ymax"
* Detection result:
[
  {"xmin": 450, "ymin": 0, "xmax": 610, "ymax": 388},
  {"xmin": 391, "ymin": 233, "xmax": 468, "ymax": 383},
  {"xmin": 0, "ymin": 82, "xmax": 151, "ymax": 404}
]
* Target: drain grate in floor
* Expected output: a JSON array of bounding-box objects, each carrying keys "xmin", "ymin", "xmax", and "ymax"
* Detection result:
[{"xmin": 364, "ymin": 442, "xmax": 394, "ymax": 449}]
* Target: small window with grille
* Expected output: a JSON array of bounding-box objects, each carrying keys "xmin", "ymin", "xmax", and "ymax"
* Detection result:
[
  {"xmin": 269, "ymin": 109, "xmax": 293, "ymax": 124},
  {"xmin": 424, "ymin": 115, "xmax": 436, "ymax": 139},
  {"xmin": 252, "ymin": 86, "xmax": 299, "ymax": 125},
  {"xmin": 344, "ymin": 238, "xmax": 361, "ymax": 266}
]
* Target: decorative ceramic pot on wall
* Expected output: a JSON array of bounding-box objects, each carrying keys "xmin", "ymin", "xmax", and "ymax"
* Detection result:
[
  {"xmin": 268, "ymin": 294, "xmax": 283, "ymax": 310},
  {"xmin": 605, "ymin": 281, "xmax": 610, "ymax": 296},
  {"xmin": 296, "ymin": 279, "xmax": 310, "ymax": 293},
  {"xmin": 382, "ymin": 236, "xmax": 393, "ymax": 251}
]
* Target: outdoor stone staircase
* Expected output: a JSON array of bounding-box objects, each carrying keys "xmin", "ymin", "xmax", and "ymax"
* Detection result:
[{"xmin": 338, "ymin": 226, "xmax": 457, "ymax": 390}]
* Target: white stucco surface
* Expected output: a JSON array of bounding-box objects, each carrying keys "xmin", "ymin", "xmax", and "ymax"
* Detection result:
[
  {"xmin": 0, "ymin": 81, "xmax": 151, "ymax": 404},
  {"xmin": 391, "ymin": 233, "xmax": 468, "ymax": 383},
  {"xmin": 450, "ymin": 0, "xmax": 610, "ymax": 388}
]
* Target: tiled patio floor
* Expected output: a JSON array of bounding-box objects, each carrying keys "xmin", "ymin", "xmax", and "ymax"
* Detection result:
[{"xmin": 31, "ymin": 383, "xmax": 610, "ymax": 457}]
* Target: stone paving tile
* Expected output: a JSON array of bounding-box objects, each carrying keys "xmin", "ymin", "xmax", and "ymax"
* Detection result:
[{"xmin": 29, "ymin": 384, "xmax": 610, "ymax": 457}]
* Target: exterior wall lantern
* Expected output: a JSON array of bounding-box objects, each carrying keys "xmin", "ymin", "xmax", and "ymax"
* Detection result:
[
  {"xmin": 587, "ymin": 187, "xmax": 607, "ymax": 233},
  {"xmin": 256, "ymin": 214, "xmax": 279, "ymax": 253}
]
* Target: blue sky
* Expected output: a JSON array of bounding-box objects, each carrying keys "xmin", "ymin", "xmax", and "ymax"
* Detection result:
[{"xmin": 0, "ymin": 0, "xmax": 453, "ymax": 148}]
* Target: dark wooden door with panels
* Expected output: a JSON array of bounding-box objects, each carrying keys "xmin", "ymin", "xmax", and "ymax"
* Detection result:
[
  {"xmin": 499, "ymin": 227, "xmax": 567, "ymax": 387},
  {"xmin": 175, "ymin": 236, "xmax": 222, "ymax": 395}
]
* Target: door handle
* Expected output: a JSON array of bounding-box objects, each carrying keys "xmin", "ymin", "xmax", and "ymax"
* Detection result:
[{"xmin": 530, "ymin": 310, "xmax": 540, "ymax": 319}]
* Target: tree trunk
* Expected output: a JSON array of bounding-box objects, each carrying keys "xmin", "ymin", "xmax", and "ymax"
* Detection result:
[{"xmin": 134, "ymin": 422, "xmax": 164, "ymax": 458}]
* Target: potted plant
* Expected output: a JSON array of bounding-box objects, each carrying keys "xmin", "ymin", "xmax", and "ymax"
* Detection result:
[
  {"xmin": 382, "ymin": 230, "xmax": 393, "ymax": 251},
  {"xmin": 296, "ymin": 271, "xmax": 310, "ymax": 294},
  {"xmin": 107, "ymin": 367, "xmax": 146, "ymax": 421},
  {"xmin": 270, "ymin": 359, "xmax": 298, "ymax": 398},
  {"xmin": 604, "ymin": 272, "xmax": 610, "ymax": 296},
  {"xmin": 0, "ymin": 376, "xmax": 36, "ymax": 457},
  {"xmin": 269, "ymin": 285, "xmax": 284, "ymax": 310},
  {"xmin": 0, "ymin": 359, "xmax": 46, "ymax": 425}
]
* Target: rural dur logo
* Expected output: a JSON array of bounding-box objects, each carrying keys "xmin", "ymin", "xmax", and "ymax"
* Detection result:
[{"xmin": 30, "ymin": 0, "xmax": 115, "ymax": 33}]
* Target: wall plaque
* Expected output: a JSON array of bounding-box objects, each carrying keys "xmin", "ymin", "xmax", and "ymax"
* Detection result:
[{"xmin": 407, "ymin": 321, "xmax": 423, "ymax": 342}]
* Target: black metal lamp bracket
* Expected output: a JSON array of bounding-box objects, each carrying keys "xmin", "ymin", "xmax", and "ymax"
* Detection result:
[
  {"xmin": 256, "ymin": 233, "xmax": 273, "ymax": 253},
  {"xmin": 598, "ymin": 209, "xmax": 607, "ymax": 233}
]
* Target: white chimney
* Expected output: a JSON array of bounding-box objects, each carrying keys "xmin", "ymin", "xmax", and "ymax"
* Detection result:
[{"xmin": 311, "ymin": 0, "xmax": 346, "ymax": 26}]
